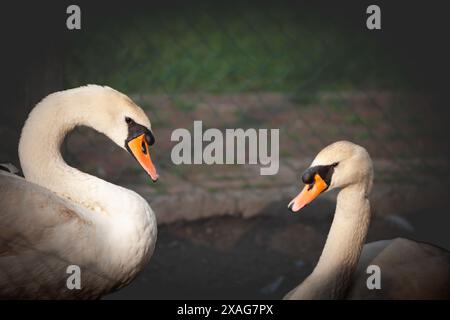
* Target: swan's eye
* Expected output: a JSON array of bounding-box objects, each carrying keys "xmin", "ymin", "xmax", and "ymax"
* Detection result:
[
  {"xmin": 332, "ymin": 162, "xmax": 339, "ymax": 167},
  {"xmin": 125, "ymin": 117, "xmax": 134, "ymax": 124},
  {"xmin": 302, "ymin": 164, "xmax": 335, "ymax": 186}
]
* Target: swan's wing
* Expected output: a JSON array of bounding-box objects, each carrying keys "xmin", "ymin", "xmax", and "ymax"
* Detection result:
[
  {"xmin": 0, "ymin": 171, "xmax": 91, "ymax": 256},
  {"xmin": 348, "ymin": 238, "xmax": 450, "ymax": 299},
  {"xmin": 0, "ymin": 171, "xmax": 100, "ymax": 298},
  {"xmin": 354, "ymin": 239, "xmax": 393, "ymax": 274}
]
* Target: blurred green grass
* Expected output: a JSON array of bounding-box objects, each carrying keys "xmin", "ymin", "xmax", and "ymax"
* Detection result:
[{"xmin": 65, "ymin": 3, "xmax": 408, "ymax": 94}]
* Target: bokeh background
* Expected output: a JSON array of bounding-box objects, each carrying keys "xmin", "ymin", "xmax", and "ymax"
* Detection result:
[{"xmin": 1, "ymin": 1, "xmax": 449, "ymax": 299}]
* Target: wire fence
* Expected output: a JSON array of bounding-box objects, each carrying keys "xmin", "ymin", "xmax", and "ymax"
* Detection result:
[{"xmin": 63, "ymin": 3, "xmax": 449, "ymax": 188}]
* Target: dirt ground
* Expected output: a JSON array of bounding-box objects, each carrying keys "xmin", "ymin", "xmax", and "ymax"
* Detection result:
[
  {"xmin": 1, "ymin": 90, "xmax": 448, "ymax": 299},
  {"xmin": 57, "ymin": 91, "xmax": 450, "ymax": 224},
  {"xmin": 106, "ymin": 197, "xmax": 448, "ymax": 300}
]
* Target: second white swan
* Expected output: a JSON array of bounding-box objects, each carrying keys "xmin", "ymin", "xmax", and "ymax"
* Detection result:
[{"xmin": 286, "ymin": 141, "xmax": 449, "ymax": 299}]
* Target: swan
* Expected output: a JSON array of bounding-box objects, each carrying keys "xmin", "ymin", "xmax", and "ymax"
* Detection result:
[
  {"xmin": 285, "ymin": 141, "xmax": 450, "ymax": 299},
  {"xmin": 0, "ymin": 85, "xmax": 159, "ymax": 299}
]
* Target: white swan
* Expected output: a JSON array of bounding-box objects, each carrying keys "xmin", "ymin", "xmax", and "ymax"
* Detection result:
[
  {"xmin": 0, "ymin": 85, "xmax": 159, "ymax": 299},
  {"xmin": 285, "ymin": 141, "xmax": 450, "ymax": 299}
]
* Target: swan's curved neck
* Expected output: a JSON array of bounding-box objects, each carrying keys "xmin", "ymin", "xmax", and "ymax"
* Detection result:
[
  {"xmin": 17, "ymin": 88, "xmax": 157, "ymax": 288},
  {"xmin": 19, "ymin": 95, "xmax": 126, "ymax": 216},
  {"xmin": 293, "ymin": 183, "xmax": 371, "ymax": 299}
]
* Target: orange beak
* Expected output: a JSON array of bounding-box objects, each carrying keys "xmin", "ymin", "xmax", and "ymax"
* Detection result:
[
  {"xmin": 126, "ymin": 134, "xmax": 159, "ymax": 182},
  {"xmin": 288, "ymin": 174, "xmax": 328, "ymax": 212}
]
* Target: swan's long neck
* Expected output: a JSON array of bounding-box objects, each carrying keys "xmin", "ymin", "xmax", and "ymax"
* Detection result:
[
  {"xmin": 19, "ymin": 92, "xmax": 131, "ymax": 217},
  {"xmin": 292, "ymin": 183, "xmax": 371, "ymax": 299},
  {"xmin": 17, "ymin": 88, "xmax": 157, "ymax": 289}
]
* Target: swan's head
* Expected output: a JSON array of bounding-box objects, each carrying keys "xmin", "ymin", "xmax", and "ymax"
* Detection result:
[
  {"xmin": 61, "ymin": 85, "xmax": 159, "ymax": 181},
  {"xmin": 288, "ymin": 141, "xmax": 373, "ymax": 212}
]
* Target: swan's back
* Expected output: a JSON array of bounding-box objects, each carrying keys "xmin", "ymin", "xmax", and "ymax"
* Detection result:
[
  {"xmin": 0, "ymin": 171, "xmax": 119, "ymax": 299},
  {"xmin": 348, "ymin": 238, "xmax": 450, "ymax": 299}
]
